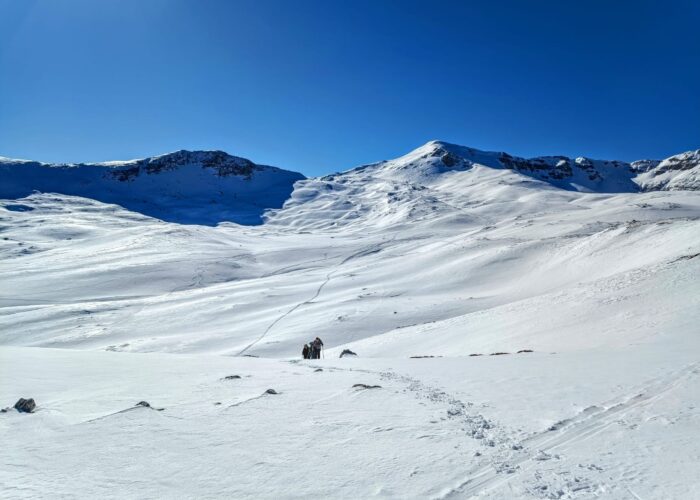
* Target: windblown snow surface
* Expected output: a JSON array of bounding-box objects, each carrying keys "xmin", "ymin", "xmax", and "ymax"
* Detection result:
[{"xmin": 1, "ymin": 141, "xmax": 699, "ymax": 499}]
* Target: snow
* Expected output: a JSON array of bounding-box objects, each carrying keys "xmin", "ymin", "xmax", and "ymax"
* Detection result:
[
  {"xmin": 1, "ymin": 140, "xmax": 699, "ymax": 498},
  {"xmin": 0, "ymin": 150, "xmax": 305, "ymax": 226},
  {"xmin": 634, "ymin": 149, "xmax": 700, "ymax": 191},
  {"xmin": 2, "ymin": 345, "xmax": 698, "ymax": 498}
]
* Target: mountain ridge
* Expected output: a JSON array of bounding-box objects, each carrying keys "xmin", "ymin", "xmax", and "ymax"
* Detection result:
[
  {"xmin": 360, "ymin": 140, "xmax": 699, "ymax": 192},
  {"xmin": 1, "ymin": 142, "xmax": 698, "ymax": 227},
  {"xmin": 0, "ymin": 149, "xmax": 305, "ymax": 225}
]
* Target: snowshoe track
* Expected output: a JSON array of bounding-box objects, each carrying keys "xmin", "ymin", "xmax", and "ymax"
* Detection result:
[{"xmin": 438, "ymin": 362, "xmax": 699, "ymax": 499}]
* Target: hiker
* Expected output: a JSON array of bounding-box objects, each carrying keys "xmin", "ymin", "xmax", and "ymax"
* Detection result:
[
  {"xmin": 302, "ymin": 343, "xmax": 310, "ymax": 360},
  {"xmin": 311, "ymin": 337, "xmax": 324, "ymax": 359}
]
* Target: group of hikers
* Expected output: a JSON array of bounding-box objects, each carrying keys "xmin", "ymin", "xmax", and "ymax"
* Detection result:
[{"xmin": 302, "ymin": 337, "xmax": 324, "ymax": 359}]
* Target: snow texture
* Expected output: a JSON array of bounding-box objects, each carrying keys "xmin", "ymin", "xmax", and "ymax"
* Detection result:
[{"xmin": 1, "ymin": 140, "xmax": 699, "ymax": 499}]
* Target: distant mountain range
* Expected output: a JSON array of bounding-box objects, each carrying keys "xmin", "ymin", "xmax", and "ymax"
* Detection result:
[{"xmin": 1, "ymin": 142, "xmax": 698, "ymax": 225}]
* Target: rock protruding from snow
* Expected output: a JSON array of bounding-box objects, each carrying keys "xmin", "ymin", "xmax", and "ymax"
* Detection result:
[
  {"xmin": 13, "ymin": 398, "xmax": 36, "ymax": 413},
  {"xmin": 105, "ymin": 150, "xmax": 262, "ymax": 182},
  {"xmin": 340, "ymin": 349, "xmax": 358, "ymax": 358}
]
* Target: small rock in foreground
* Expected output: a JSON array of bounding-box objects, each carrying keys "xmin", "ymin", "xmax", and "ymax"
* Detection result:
[{"xmin": 14, "ymin": 398, "xmax": 36, "ymax": 413}]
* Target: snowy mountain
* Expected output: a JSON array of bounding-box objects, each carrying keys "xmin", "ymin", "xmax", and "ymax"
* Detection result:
[
  {"xmin": 268, "ymin": 141, "xmax": 700, "ymax": 231},
  {"xmin": 634, "ymin": 149, "xmax": 700, "ymax": 191},
  {"xmin": 1, "ymin": 141, "xmax": 699, "ymax": 499},
  {"xmin": 329, "ymin": 140, "xmax": 700, "ymax": 193},
  {"xmin": 0, "ymin": 150, "xmax": 305, "ymax": 225}
]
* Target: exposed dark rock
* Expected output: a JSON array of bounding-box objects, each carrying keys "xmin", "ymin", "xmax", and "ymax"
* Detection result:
[
  {"xmin": 441, "ymin": 152, "xmax": 459, "ymax": 167},
  {"xmin": 110, "ymin": 166, "xmax": 140, "ymax": 182},
  {"xmin": 265, "ymin": 389, "xmax": 278, "ymax": 395},
  {"xmin": 135, "ymin": 401, "xmax": 165, "ymax": 411},
  {"xmin": 353, "ymin": 384, "xmax": 382, "ymax": 390},
  {"xmin": 490, "ymin": 352, "xmax": 510, "ymax": 356},
  {"xmin": 222, "ymin": 375, "xmax": 242, "ymax": 380},
  {"xmin": 517, "ymin": 349, "xmax": 534, "ymax": 353},
  {"xmin": 469, "ymin": 353, "xmax": 483, "ymax": 357},
  {"xmin": 314, "ymin": 368, "xmax": 323, "ymax": 372},
  {"xmin": 410, "ymin": 355, "xmax": 442, "ymax": 359},
  {"xmin": 14, "ymin": 398, "xmax": 36, "ymax": 413},
  {"xmin": 107, "ymin": 150, "xmax": 262, "ymax": 183},
  {"xmin": 340, "ymin": 349, "xmax": 357, "ymax": 358}
]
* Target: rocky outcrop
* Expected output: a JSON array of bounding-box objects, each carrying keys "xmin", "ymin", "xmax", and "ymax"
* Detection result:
[{"xmin": 107, "ymin": 150, "xmax": 261, "ymax": 182}]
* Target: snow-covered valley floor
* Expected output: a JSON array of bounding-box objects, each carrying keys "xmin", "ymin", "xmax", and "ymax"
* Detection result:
[
  {"xmin": 2, "ymin": 343, "xmax": 698, "ymax": 499},
  {"xmin": 1, "ymin": 142, "xmax": 699, "ymax": 498}
]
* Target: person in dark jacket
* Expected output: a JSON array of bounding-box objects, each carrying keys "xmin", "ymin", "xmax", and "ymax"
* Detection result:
[
  {"xmin": 311, "ymin": 337, "xmax": 324, "ymax": 359},
  {"xmin": 302, "ymin": 344, "xmax": 310, "ymax": 359}
]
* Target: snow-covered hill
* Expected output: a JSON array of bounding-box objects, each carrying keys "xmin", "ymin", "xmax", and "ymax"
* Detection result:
[
  {"xmin": 1, "ymin": 140, "xmax": 699, "ymax": 499},
  {"xmin": 0, "ymin": 150, "xmax": 305, "ymax": 225}
]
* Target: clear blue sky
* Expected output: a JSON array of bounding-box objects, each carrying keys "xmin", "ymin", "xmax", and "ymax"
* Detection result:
[{"xmin": 1, "ymin": 0, "xmax": 698, "ymax": 176}]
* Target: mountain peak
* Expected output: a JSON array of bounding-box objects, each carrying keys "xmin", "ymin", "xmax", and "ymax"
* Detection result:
[{"xmin": 382, "ymin": 141, "xmax": 699, "ymax": 193}]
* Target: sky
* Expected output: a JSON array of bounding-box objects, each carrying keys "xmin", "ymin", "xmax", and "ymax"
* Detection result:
[{"xmin": 0, "ymin": 0, "xmax": 698, "ymax": 176}]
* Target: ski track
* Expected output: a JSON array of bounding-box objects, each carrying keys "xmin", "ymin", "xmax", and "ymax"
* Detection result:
[
  {"xmin": 233, "ymin": 269, "xmax": 336, "ymax": 356},
  {"xmin": 80, "ymin": 403, "xmax": 166, "ymax": 424},
  {"xmin": 437, "ymin": 362, "xmax": 699, "ymax": 499},
  {"xmin": 234, "ymin": 242, "xmax": 389, "ymax": 356},
  {"xmin": 323, "ymin": 361, "xmax": 699, "ymax": 499}
]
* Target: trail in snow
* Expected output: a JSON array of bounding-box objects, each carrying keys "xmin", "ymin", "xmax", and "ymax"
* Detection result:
[
  {"xmin": 81, "ymin": 402, "xmax": 166, "ymax": 424},
  {"xmin": 439, "ymin": 362, "xmax": 699, "ymax": 499},
  {"xmin": 321, "ymin": 360, "xmax": 699, "ymax": 499},
  {"xmin": 234, "ymin": 269, "xmax": 337, "ymax": 356},
  {"xmin": 234, "ymin": 240, "xmax": 395, "ymax": 356},
  {"xmin": 2, "ymin": 140, "xmax": 699, "ymax": 498}
]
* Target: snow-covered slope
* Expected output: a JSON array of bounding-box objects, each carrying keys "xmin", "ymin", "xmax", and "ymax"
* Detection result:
[
  {"xmin": 1, "ymin": 140, "xmax": 699, "ymax": 499},
  {"xmin": 634, "ymin": 149, "xmax": 700, "ymax": 191},
  {"xmin": 305, "ymin": 140, "xmax": 699, "ymax": 194},
  {"xmin": 1, "ymin": 140, "xmax": 698, "ymax": 355},
  {"xmin": 2, "ymin": 343, "xmax": 698, "ymax": 499},
  {"xmin": 0, "ymin": 150, "xmax": 305, "ymax": 225}
]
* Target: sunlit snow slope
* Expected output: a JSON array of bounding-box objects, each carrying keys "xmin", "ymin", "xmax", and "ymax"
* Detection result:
[
  {"xmin": 1, "ymin": 141, "xmax": 699, "ymax": 499},
  {"xmin": 1, "ymin": 141, "xmax": 697, "ymax": 357}
]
